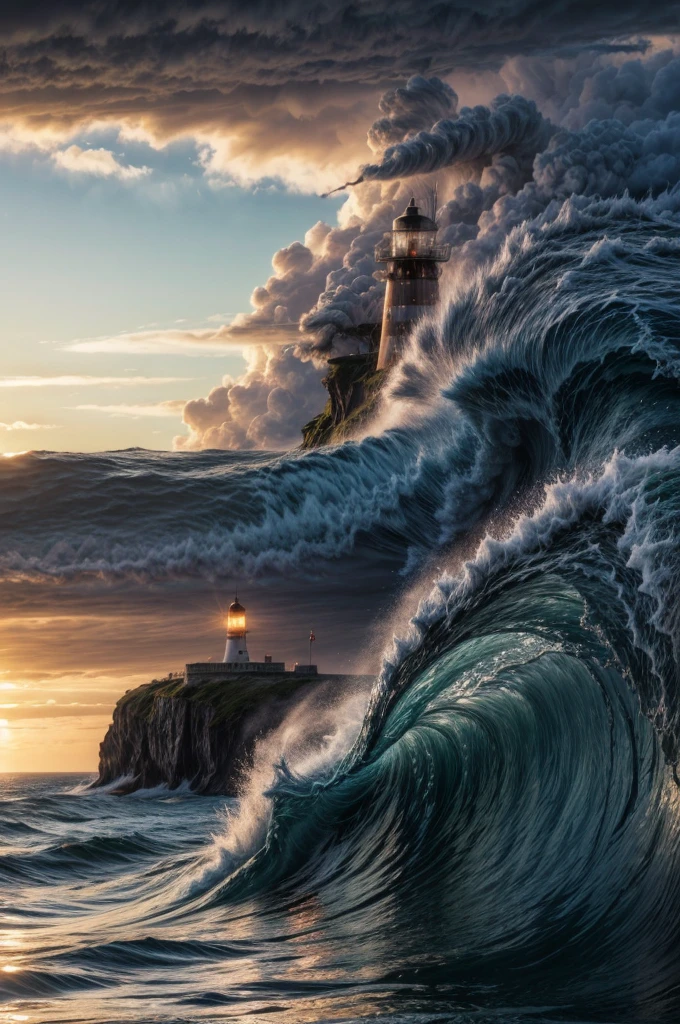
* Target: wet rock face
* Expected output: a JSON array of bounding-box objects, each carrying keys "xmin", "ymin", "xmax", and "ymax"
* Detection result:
[
  {"xmin": 301, "ymin": 354, "xmax": 385, "ymax": 448},
  {"xmin": 97, "ymin": 696, "xmax": 232, "ymax": 794},
  {"xmin": 95, "ymin": 672, "xmax": 371, "ymax": 796}
]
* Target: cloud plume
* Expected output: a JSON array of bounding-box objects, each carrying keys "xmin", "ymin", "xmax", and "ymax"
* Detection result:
[
  {"xmin": 367, "ymin": 76, "xmax": 459, "ymax": 153},
  {"xmin": 344, "ymin": 94, "xmax": 552, "ymax": 187}
]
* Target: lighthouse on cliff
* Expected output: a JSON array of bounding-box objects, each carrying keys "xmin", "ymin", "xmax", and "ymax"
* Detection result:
[
  {"xmin": 183, "ymin": 595, "xmax": 319, "ymax": 683},
  {"xmin": 375, "ymin": 197, "xmax": 451, "ymax": 369},
  {"xmin": 224, "ymin": 597, "xmax": 249, "ymax": 663}
]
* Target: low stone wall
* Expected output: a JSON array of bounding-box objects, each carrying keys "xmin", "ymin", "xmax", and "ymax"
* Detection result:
[{"xmin": 185, "ymin": 661, "xmax": 286, "ymax": 683}]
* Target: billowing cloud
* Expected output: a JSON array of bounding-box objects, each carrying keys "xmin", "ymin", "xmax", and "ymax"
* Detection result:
[
  {"xmin": 1, "ymin": 2, "xmax": 678, "ymax": 189},
  {"xmin": 75, "ymin": 401, "xmax": 186, "ymax": 418},
  {"xmin": 501, "ymin": 48, "xmax": 680, "ymax": 130},
  {"xmin": 52, "ymin": 145, "xmax": 150, "ymax": 180},
  {"xmin": 0, "ymin": 421, "xmax": 58, "ymax": 431},
  {"xmin": 175, "ymin": 345, "xmax": 326, "ymax": 451},
  {"xmin": 0, "ymin": 375, "xmax": 189, "ymax": 387},
  {"xmin": 437, "ymin": 58, "xmax": 680, "ymax": 270}
]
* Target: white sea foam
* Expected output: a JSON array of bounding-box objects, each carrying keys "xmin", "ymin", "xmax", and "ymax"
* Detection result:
[{"xmin": 184, "ymin": 685, "xmax": 369, "ymax": 895}]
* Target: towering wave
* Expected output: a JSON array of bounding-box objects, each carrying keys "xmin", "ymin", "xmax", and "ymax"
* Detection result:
[
  {"xmin": 2, "ymin": 189, "xmax": 680, "ymax": 584},
  {"xmin": 214, "ymin": 523, "xmax": 680, "ymax": 1017},
  {"xmin": 201, "ymin": 190, "xmax": 680, "ymax": 1017},
  {"xmin": 2, "ymin": 187, "xmax": 680, "ymax": 1020}
]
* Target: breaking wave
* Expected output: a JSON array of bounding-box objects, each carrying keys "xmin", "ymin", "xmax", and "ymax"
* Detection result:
[
  {"xmin": 208, "ymin": 445, "xmax": 680, "ymax": 1018},
  {"xmin": 204, "ymin": 188, "xmax": 680, "ymax": 1018},
  {"xmin": 2, "ymin": 190, "xmax": 680, "ymax": 587},
  {"xmin": 3, "ymin": 187, "xmax": 680, "ymax": 1021}
]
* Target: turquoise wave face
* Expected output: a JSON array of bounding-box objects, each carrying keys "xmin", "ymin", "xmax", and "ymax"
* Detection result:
[{"xmin": 215, "ymin": 569, "xmax": 679, "ymax": 1017}]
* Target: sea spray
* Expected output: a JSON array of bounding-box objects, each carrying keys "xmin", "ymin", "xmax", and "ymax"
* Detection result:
[
  {"xmin": 3, "ymin": 187, "xmax": 680, "ymax": 1021},
  {"xmin": 187, "ymin": 685, "xmax": 369, "ymax": 896},
  {"xmin": 3, "ymin": 191, "xmax": 680, "ymax": 586}
]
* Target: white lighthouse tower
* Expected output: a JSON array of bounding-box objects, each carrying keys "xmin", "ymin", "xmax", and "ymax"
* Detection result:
[{"xmin": 224, "ymin": 597, "xmax": 249, "ymax": 664}]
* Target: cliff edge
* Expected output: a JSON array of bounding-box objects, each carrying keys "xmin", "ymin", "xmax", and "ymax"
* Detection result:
[
  {"xmin": 95, "ymin": 671, "xmax": 372, "ymax": 796},
  {"xmin": 301, "ymin": 352, "xmax": 385, "ymax": 449}
]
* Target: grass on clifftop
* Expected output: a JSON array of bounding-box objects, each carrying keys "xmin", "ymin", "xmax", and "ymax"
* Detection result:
[
  {"xmin": 117, "ymin": 673, "xmax": 326, "ymax": 724},
  {"xmin": 301, "ymin": 365, "xmax": 385, "ymax": 448}
]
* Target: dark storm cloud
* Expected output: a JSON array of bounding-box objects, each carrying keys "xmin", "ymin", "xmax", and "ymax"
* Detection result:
[
  {"xmin": 1, "ymin": 0, "xmax": 678, "ymax": 152},
  {"xmin": 0, "ymin": 1, "xmax": 674, "ymax": 88},
  {"xmin": 357, "ymin": 94, "xmax": 552, "ymax": 183},
  {"xmin": 367, "ymin": 76, "xmax": 459, "ymax": 152}
]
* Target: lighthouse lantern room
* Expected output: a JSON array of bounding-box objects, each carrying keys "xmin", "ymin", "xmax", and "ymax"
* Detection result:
[
  {"xmin": 375, "ymin": 197, "xmax": 451, "ymax": 369},
  {"xmin": 184, "ymin": 595, "xmax": 308, "ymax": 681},
  {"xmin": 224, "ymin": 597, "xmax": 249, "ymax": 664}
]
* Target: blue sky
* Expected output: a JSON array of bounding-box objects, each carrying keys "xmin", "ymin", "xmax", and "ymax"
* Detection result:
[{"xmin": 0, "ymin": 137, "xmax": 343, "ymax": 452}]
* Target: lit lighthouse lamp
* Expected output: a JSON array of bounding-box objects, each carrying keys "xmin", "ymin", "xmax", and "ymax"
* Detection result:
[
  {"xmin": 375, "ymin": 196, "xmax": 451, "ymax": 369},
  {"xmin": 223, "ymin": 597, "xmax": 249, "ymax": 664},
  {"xmin": 184, "ymin": 595, "xmax": 310, "ymax": 682}
]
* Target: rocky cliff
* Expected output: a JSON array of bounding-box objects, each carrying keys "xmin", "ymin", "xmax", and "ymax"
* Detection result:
[
  {"xmin": 95, "ymin": 671, "xmax": 371, "ymax": 796},
  {"xmin": 301, "ymin": 352, "xmax": 385, "ymax": 448}
]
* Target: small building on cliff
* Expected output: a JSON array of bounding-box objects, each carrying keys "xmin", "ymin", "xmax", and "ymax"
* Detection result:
[{"xmin": 184, "ymin": 596, "xmax": 317, "ymax": 685}]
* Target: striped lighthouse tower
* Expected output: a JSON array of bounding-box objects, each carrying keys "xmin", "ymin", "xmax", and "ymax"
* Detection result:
[
  {"xmin": 223, "ymin": 596, "xmax": 249, "ymax": 664},
  {"xmin": 375, "ymin": 197, "xmax": 451, "ymax": 370}
]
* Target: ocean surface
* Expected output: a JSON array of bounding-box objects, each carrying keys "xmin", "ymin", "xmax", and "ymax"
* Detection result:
[{"xmin": 2, "ymin": 189, "xmax": 680, "ymax": 1021}]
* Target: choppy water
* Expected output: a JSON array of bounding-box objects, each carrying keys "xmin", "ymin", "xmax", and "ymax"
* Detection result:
[{"xmin": 2, "ymin": 189, "xmax": 680, "ymax": 1021}]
